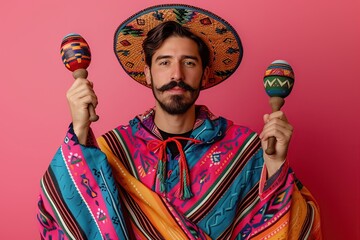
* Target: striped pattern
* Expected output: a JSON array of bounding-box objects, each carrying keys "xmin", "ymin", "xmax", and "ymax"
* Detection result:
[
  {"xmin": 37, "ymin": 106, "xmax": 322, "ymax": 239},
  {"xmin": 41, "ymin": 169, "xmax": 84, "ymax": 239},
  {"xmin": 187, "ymin": 133, "xmax": 260, "ymax": 222},
  {"xmin": 38, "ymin": 128, "xmax": 129, "ymax": 240}
]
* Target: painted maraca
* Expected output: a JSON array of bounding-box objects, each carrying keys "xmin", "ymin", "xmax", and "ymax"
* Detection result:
[
  {"xmin": 60, "ymin": 33, "xmax": 99, "ymax": 122},
  {"xmin": 263, "ymin": 60, "xmax": 294, "ymax": 155}
]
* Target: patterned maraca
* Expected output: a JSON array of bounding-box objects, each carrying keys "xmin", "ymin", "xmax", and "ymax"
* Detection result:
[
  {"xmin": 263, "ymin": 60, "xmax": 294, "ymax": 155},
  {"xmin": 60, "ymin": 33, "xmax": 99, "ymax": 122}
]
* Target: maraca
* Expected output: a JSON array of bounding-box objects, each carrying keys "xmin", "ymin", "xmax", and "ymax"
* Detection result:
[
  {"xmin": 60, "ymin": 33, "xmax": 99, "ymax": 122},
  {"xmin": 263, "ymin": 60, "xmax": 294, "ymax": 155}
]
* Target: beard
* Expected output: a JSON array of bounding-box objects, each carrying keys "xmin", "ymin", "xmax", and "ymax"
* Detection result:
[{"xmin": 150, "ymin": 77, "xmax": 201, "ymax": 115}]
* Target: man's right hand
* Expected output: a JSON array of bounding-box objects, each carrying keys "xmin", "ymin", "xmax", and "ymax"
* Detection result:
[{"xmin": 66, "ymin": 78, "xmax": 98, "ymax": 145}]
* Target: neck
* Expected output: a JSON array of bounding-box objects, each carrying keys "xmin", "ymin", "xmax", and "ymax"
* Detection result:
[{"xmin": 154, "ymin": 104, "xmax": 196, "ymax": 134}]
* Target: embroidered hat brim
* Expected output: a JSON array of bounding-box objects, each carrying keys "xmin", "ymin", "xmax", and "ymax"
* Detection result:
[{"xmin": 114, "ymin": 4, "xmax": 243, "ymax": 90}]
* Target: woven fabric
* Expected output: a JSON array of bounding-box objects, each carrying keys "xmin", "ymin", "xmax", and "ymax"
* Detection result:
[
  {"xmin": 37, "ymin": 106, "xmax": 322, "ymax": 239},
  {"xmin": 114, "ymin": 4, "xmax": 243, "ymax": 89}
]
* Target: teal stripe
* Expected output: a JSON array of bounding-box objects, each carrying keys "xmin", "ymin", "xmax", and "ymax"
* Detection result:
[
  {"xmin": 50, "ymin": 147, "xmax": 102, "ymax": 239},
  {"xmin": 81, "ymin": 145, "xmax": 129, "ymax": 239},
  {"xmin": 184, "ymin": 131, "xmax": 258, "ymax": 216},
  {"xmin": 197, "ymin": 149, "xmax": 263, "ymax": 239}
]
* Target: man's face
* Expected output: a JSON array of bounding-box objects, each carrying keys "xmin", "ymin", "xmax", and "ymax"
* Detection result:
[{"xmin": 145, "ymin": 36, "xmax": 208, "ymax": 115}]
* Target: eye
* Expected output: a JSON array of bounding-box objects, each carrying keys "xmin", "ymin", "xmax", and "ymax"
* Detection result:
[
  {"xmin": 159, "ymin": 60, "xmax": 169, "ymax": 66},
  {"xmin": 184, "ymin": 60, "xmax": 196, "ymax": 67}
]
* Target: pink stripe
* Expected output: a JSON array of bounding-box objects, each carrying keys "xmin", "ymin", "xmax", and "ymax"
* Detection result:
[{"xmin": 62, "ymin": 132, "xmax": 119, "ymax": 239}]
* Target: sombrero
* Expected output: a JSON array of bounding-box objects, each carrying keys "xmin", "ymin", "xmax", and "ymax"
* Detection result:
[{"xmin": 114, "ymin": 4, "xmax": 243, "ymax": 90}]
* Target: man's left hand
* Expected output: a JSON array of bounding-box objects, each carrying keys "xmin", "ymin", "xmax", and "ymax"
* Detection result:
[{"xmin": 259, "ymin": 111, "xmax": 293, "ymax": 177}]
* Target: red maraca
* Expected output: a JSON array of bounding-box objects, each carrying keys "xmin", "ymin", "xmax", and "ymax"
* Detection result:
[
  {"xmin": 263, "ymin": 60, "xmax": 295, "ymax": 155},
  {"xmin": 60, "ymin": 33, "xmax": 99, "ymax": 122}
]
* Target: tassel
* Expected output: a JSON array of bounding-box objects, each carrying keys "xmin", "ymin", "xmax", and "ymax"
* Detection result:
[
  {"xmin": 175, "ymin": 169, "xmax": 194, "ymax": 199},
  {"xmin": 147, "ymin": 137, "xmax": 201, "ymax": 199},
  {"xmin": 183, "ymin": 184, "xmax": 193, "ymax": 199},
  {"xmin": 156, "ymin": 159, "xmax": 166, "ymax": 193}
]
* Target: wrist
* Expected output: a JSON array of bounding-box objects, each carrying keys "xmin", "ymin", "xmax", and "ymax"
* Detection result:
[
  {"xmin": 73, "ymin": 125, "xmax": 89, "ymax": 145},
  {"xmin": 264, "ymin": 155, "xmax": 286, "ymax": 178}
]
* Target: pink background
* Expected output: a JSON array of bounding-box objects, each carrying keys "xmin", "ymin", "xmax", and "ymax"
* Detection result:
[{"xmin": 1, "ymin": 0, "xmax": 359, "ymax": 239}]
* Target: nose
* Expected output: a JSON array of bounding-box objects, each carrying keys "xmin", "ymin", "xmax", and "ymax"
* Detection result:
[{"xmin": 171, "ymin": 62, "xmax": 184, "ymax": 81}]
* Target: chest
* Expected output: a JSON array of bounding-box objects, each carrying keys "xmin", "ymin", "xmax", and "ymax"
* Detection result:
[{"xmin": 116, "ymin": 125, "xmax": 259, "ymax": 213}]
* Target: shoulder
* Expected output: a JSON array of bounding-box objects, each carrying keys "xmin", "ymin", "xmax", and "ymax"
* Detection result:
[
  {"xmin": 224, "ymin": 122, "xmax": 258, "ymax": 145},
  {"xmin": 219, "ymin": 115, "xmax": 256, "ymax": 136}
]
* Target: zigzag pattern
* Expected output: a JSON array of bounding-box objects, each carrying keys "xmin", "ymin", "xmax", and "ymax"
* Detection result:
[
  {"xmin": 120, "ymin": 26, "xmax": 144, "ymax": 37},
  {"xmin": 129, "ymin": 71, "xmax": 145, "ymax": 78},
  {"xmin": 264, "ymin": 78, "xmax": 293, "ymax": 89},
  {"xmin": 206, "ymin": 192, "xmax": 239, "ymax": 232},
  {"xmin": 174, "ymin": 9, "xmax": 195, "ymax": 24},
  {"xmin": 215, "ymin": 69, "xmax": 233, "ymax": 77}
]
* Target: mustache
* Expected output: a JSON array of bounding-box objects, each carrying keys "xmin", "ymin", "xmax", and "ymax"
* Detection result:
[{"xmin": 157, "ymin": 81, "xmax": 196, "ymax": 92}]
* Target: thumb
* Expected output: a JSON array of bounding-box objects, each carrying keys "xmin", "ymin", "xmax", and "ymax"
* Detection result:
[{"xmin": 263, "ymin": 114, "xmax": 270, "ymax": 123}]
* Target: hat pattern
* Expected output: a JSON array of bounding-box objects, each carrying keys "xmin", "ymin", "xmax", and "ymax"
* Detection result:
[{"xmin": 114, "ymin": 4, "xmax": 243, "ymax": 89}]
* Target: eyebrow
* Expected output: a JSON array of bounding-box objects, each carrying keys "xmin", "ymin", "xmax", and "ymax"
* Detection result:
[{"xmin": 154, "ymin": 55, "xmax": 200, "ymax": 62}]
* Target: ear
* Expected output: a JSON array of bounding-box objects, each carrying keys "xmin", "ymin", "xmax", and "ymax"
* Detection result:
[
  {"xmin": 201, "ymin": 66, "xmax": 210, "ymax": 88},
  {"xmin": 144, "ymin": 65, "xmax": 151, "ymax": 86}
]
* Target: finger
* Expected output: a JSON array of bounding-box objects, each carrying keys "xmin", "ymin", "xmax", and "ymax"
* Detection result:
[
  {"xmin": 263, "ymin": 118, "xmax": 293, "ymax": 132},
  {"xmin": 267, "ymin": 111, "xmax": 288, "ymax": 123},
  {"xmin": 260, "ymin": 123, "xmax": 293, "ymax": 142},
  {"xmin": 74, "ymin": 89, "xmax": 98, "ymax": 106},
  {"xmin": 260, "ymin": 122, "xmax": 293, "ymax": 143},
  {"xmin": 68, "ymin": 78, "xmax": 93, "ymax": 92},
  {"xmin": 69, "ymin": 83, "xmax": 95, "ymax": 97},
  {"xmin": 78, "ymin": 94, "xmax": 98, "ymax": 109},
  {"xmin": 67, "ymin": 87, "xmax": 98, "ymax": 110},
  {"xmin": 67, "ymin": 79, "xmax": 95, "ymax": 100},
  {"xmin": 263, "ymin": 114, "xmax": 270, "ymax": 123}
]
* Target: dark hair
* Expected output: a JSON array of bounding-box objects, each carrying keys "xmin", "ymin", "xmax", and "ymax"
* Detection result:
[{"xmin": 142, "ymin": 21, "xmax": 210, "ymax": 70}]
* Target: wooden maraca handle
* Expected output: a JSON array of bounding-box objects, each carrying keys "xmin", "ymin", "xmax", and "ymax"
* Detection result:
[
  {"xmin": 265, "ymin": 96, "xmax": 285, "ymax": 155},
  {"xmin": 72, "ymin": 69, "xmax": 99, "ymax": 122}
]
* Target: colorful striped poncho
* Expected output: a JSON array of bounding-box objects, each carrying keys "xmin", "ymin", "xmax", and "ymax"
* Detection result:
[{"xmin": 37, "ymin": 106, "xmax": 322, "ymax": 239}]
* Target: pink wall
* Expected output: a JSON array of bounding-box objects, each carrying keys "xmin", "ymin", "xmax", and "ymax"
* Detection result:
[{"xmin": 1, "ymin": 0, "xmax": 359, "ymax": 239}]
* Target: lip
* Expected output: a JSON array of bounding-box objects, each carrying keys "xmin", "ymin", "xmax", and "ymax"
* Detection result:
[{"xmin": 166, "ymin": 87, "xmax": 186, "ymax": 94}]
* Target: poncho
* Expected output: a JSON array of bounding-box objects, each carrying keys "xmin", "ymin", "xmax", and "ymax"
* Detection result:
[{"xmin": 37, "ymin": 106, "xmax": 321, "ymax": 239}]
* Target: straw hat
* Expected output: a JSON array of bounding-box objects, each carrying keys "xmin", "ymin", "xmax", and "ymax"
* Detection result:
[{"xmin": 114, "ymin": 4, "xmax": 243, "ymax": 90}]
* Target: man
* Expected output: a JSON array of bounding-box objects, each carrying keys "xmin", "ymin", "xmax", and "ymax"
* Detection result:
[{"xmin": 37, "ymin": 4, "xmax": 322, "ymax": 240}]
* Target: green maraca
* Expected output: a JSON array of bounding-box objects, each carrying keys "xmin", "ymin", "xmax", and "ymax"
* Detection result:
[{"xmin": 263, "ymin": 60, "xmax": 295, "ymax": 155}]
